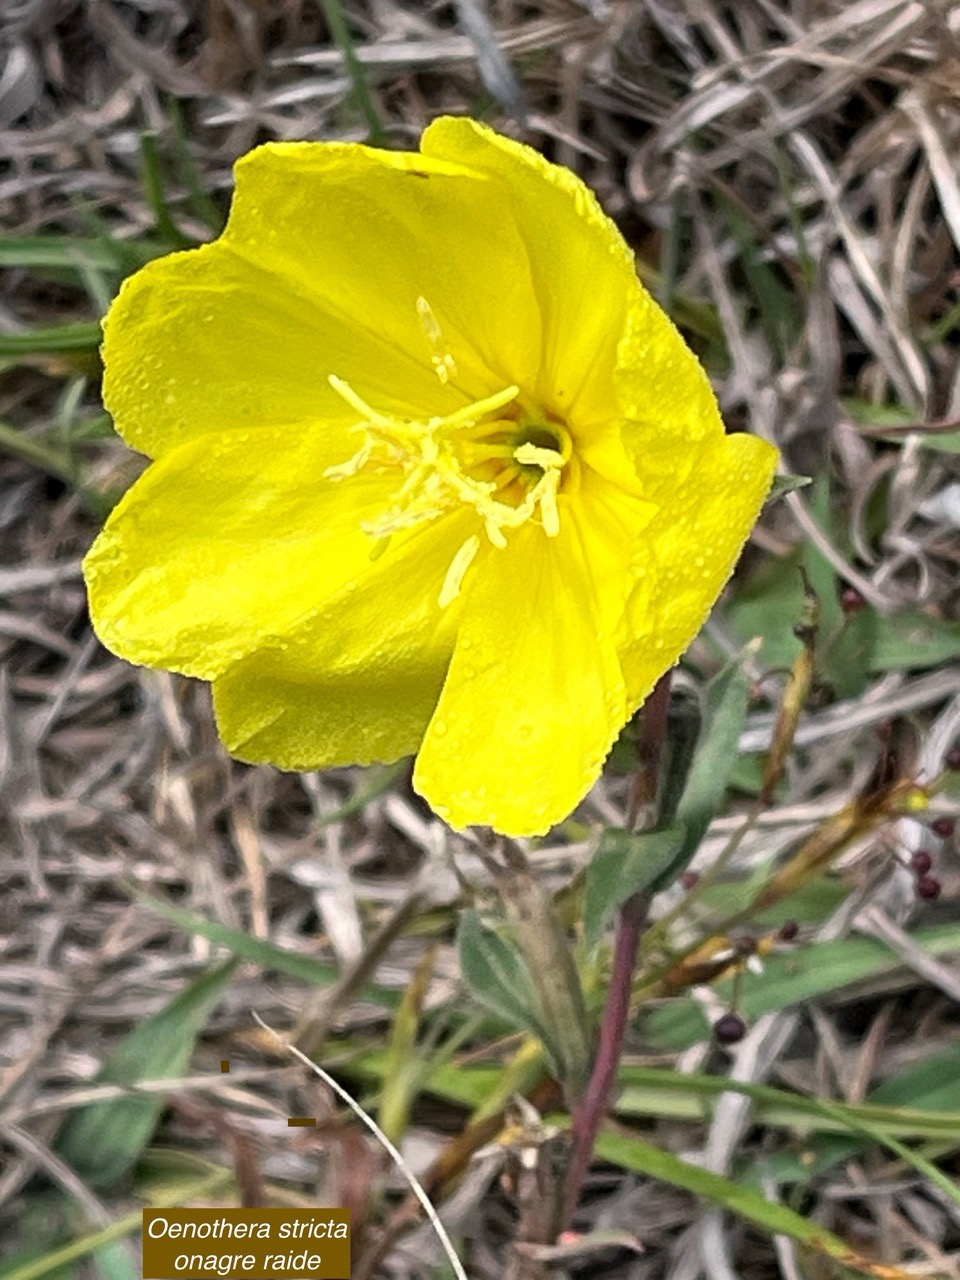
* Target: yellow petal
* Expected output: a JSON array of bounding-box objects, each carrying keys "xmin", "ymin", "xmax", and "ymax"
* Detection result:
[
  {"xmin": 612, "ymin": 293, "xmax": 729, "ymax": 481},
  {"xmin": 413, "ymin": 522, "xmax": 627, "ymax": 837},
  {"xmin": 104, "ymin": 140, "xmax": 542, "ymax": 459},
  {"xmin": 421, "ymin": 117, "xmax": 643, "ymax": 428},
  {"xmin": 211, "ymin": 513, "xmax": 473, "ymax": 768},
  {"xmin": 213, "ymin": 665, "xmax": 443, "ymax": 771},
  {"xmin": 617, "ymin": 431, "xmax": 778, "ymax": 706},
  {"xmin": 83, "ymin": 422, "xmax": 445, "ymax": 680}
]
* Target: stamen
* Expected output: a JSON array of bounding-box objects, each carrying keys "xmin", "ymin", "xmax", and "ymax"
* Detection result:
[
  {"xmin": 438, "ymin": 535, "xmax": 480, "ymax": 608},
  {"xmin": 416, "ymin": 296, "xmax": 458, "ymax": 385},
  {"xmin": 328, "ymin": 374, "xmax": 395, "ymax": 426},
  {"xmin": 324, "ymin": 372, "xmax": 569, "ymax": 590},
  {"xmin": 441, "ymin": 385, "xmax": 520, "ymax": 429}
]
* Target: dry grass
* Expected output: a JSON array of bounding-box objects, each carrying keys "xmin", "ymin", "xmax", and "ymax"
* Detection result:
[{"xmin": 2, "ymin": 2, "xmax": 960, "ymax": 1278}]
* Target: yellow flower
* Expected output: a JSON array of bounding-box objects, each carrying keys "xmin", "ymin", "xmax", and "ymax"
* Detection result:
[{"xmin": 83, "ymin": 117, "xmax": 776, "ymax": 837}]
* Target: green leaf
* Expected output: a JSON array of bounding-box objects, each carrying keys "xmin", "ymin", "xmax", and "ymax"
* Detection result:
[
  {"xmin": 663, "ymin": 648, "xmax": 755, "ymax": 888},
  {"xmin": 457, "ymin": 910, "xmax": 549, "ymax": 1048},
  {"xmin": 0, "ymin": 322, "xmax": 102, "ymax": 356},
  {"xmin": 136, "ymin": 891, "xmax": 394, "ymax": 1007},
  {"xmin": 54, "ymin": 960, "xmax": 236, "ymax": 1190},
  {"xmin": 714, "ymin": 191, "xmax": 802, "ymax": 361},
  {"xmin": 765, "ymin": 473, "xmax": 811, "ymax": 504},
  {"xmin": 584, "ymin": 825, "xmax": 685, "ymax": 948},
  {"xmin": 754, "ymin": 1045, "xmax": 960, "ymax": 1191},
  {"xmin": 592, "ymin": 1129, "xmax": 892, "ymax": 1276},
  {"xmin": 315, "ymin": 760, "xmax": 409, "ymax": 825},
  {"xmin": 730, "ymin": 555, "xmax": 960, "ymax": 675},
  {"xmin": 0, "ymin": 1169, "xmax": 232, "ymax": 1280},
  {"xmin": 0, "ymin": 235, "xmax": 157, "ymax": 275},
  {"xmin": 645, "ymin": 922, "xmax": 960, "ymax": 1049}
]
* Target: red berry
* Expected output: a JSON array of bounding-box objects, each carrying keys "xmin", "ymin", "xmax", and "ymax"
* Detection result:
[
  {"xmin": 714, "ymin": 1013, "xmax": 747, "ymax": 1045},
  {"xmin": 911, "ymin": 850, "xmax": 934, "ymax": 874},
  {"xmin": 916, "ymin": 876, "xmax": 942, "ymax": 901},
  {"xmin": 931, "ymin": 818, "xmax": 956, "ymax": 839},
  {"xmin": 778, "ymin": 921, "xmax": 800, "ymax": 942},
  {"xmin": 840, "ymin": 586, "xmax": 866, "ymax": 613},
  {"xmin": 680, "ymin": 870, "xmax": 700, "ymax": 890},
  {"xmin": 945, "ymin": 747, "xmax": 960, "ymax": 771}
]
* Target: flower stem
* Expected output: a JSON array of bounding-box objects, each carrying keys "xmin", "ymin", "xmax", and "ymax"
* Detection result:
[{"xmin": 562, "ymin": 671, "xmax": 673, "ymax": 1226}]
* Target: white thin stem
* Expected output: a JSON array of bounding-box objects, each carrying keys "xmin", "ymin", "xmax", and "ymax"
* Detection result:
[{"xmin": 251, "ymin": 1012, "xmax": 469, "ymax": 1280}]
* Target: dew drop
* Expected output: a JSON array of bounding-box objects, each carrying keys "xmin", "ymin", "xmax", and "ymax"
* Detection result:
[{"xmin": 432, "ymin": 718, "xmax": 448, "ymax": 737}]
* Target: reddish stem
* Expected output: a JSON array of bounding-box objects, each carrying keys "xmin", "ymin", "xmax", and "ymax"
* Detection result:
[{"xmin": 561, "ymin": 671, "xmax": 673, "ymax": 1226}]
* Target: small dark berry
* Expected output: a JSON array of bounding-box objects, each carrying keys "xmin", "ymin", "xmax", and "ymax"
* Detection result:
[
  {"xmin": 680, "ymin": 870, "xmax": 700, "ymax": 890},
  {"xmin": 911, "ymin": 850, "xmax": 934, "ymax": 875},
  {"xmin": 916, "ymin": 875, "xmax": 942, "ymax": 901},
  {"xmin": 839, "ymin": 586, "xmax": 867, "ymax": 613},
  {"xmin": 931, "ymin": 817, "xmax": 956, "ymax": 839},
  {"xmin": 714, "ymin": 1013, "xmax": 747, "ymax": 1045},
  {"xmin": 944, "ymin": 747, "xmax": 960, "ymax": 771},
  {"xmin": 778, "ymin": 921, "xmax": 800, "ymax": 942}
]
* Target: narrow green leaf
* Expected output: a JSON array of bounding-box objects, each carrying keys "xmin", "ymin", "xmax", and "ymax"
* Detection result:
[
  {"xmin": 0, "ymin": 235, "xmax": 157, "ymax": 275},
  {"xmin": 748, "ymin": 1045, "xmax": 960, "ymax": 1191},
  {"xmin": 138, "ymin": 132, "xmax": 194, "ymax": 250},
  {"xmin": 646, "ymin": 922, "xmax": 960, "ymax": 1049},
  {"xmin": 54, "ymin": 960, "xmax": 236, "ymax": 1189},
  {"xmin": 90, "ymin": 1243, "xmax": 138, "ymax": 1280},
  {"xmin": 766, "ymin": 473, "xmax": 811, "ymax": 503},
  {"xmin": 319, "ymin": 0, "xmax": 387, "ymax": 144},
  {"xmin": 662, "ymin": 649, "xmax": 755, "ymax": 889},
  {"xmin": 731, "ymin": 554, "xmax": 960, "ymax": 673},
  {"xmin": 714, "ymin": 191, "xmax": 802, "ymax": 360},
  {"xmin": 0, "ymin": 322, "xmax": 102, "ymax": 356},
  {"xmin": 0, "ymin": 1170, "xmax": 231, "ymax": 1280},
  {"xmin": 457, "ymin": 910, "xmax": 549, "ymax": 1047},
  {"xmin": 315, "ymin": 760, "xmax": 408, "ymax": 826},
  {"xmin": 593, "ymin": 1128, "xmax": 885, "ymax": 1275},
  {"xmin": 584, "ymin": 825, "xmax": 685, "ymax": 948},
  {"xmin": 168, "ymin": 99, "xmax": 225, "ymax": 235},
  {"xmin": 136, "ymin": 891, "xmax": 391, "ymax": 1008}
]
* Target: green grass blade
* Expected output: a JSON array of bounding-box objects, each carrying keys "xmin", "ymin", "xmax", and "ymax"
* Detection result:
[
  {"xmin": 54, "ymin": 960, "xmax": 237, "ymax": 1189},
  {"xmin": 0, "ymin": 1170, "xmax": 232, "ymax": 1280},
  {"xmin": 319, "ymin": 0, "xmax": 387, "ymax": 144},
  {"xmin": 135, "ymin": 891, "xmax": 396, "ymax": 1008},
  {"xmin": 138, "ymin": 132, "xmax": 194, "ymax": 250},
  {"xmin": 646, "ymin": 922, "xmax": 960, "ymax": 1048},
  {"xmin": 0, "ymin": 322, "xmax": 102, "ymax": 356},
  {"xmin": 592, "ymin": 1128, "xmax": 891, "ymax": 1277}
]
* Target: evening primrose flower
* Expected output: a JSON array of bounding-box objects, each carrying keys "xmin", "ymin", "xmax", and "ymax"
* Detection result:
[{"xmin": 83, "ymin": 117, "xmax": 776, "ymax": 837}]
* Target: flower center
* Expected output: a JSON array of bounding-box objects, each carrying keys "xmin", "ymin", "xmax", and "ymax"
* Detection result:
[{"xmin": 324, "ymin": 376, "xmax": 573, "ymax": 607}]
